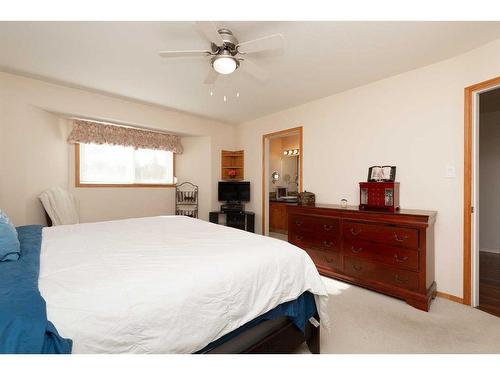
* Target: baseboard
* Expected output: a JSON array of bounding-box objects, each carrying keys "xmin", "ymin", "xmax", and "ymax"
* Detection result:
[
  {"xmin": 480, "ymin": 248, "xmax": 500, "ymax": 254},
  {"xmin": 436, "ymin": 291, "xmax": 464, "ymax": 304}
]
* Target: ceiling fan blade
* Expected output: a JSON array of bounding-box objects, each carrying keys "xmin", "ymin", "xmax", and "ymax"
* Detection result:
[
  {"xmin": 240, "ymin": 58, "xmax": 269, "ymax": 81},
  {"xmin": 159, "ymin": 50, "xmax": 211, "ymax": 58},
  {"xmin": 237, "ymin": 34, "xmax": 284, "ymax": 54},
  {"xmin": 204, "ymin": 69, "xmax": 219, "ymax": 84},
  {"xmin": 195, "ymin": 21, "xmax": 224, "ymax": 46}
]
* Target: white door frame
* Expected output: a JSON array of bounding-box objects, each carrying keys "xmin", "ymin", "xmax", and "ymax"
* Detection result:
[{"xmin": 472, "ymin": 90, "xmax": 480, "ymax": 307}]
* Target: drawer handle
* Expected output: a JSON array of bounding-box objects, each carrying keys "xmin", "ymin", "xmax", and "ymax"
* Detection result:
[
  {"xmin": 394, "ymin": 274, "xmax": 409, "ymax": 283},
  {"xmin": 351, "ymin": 246, "xmax": 363, "ymax": 254},
  {"xmin": 323, "ymin": 240, "xmax": 333, "ymax": 248},
  {"xmin": 394, "ymin": 233, "xmax": 409, "ymax": 242},
  {"xmin": 350, "ymin": 228, "xmax": 362, "ymax": 236},
  {"xmin": 352, "ymin": 264, "xmax": 363, "ymax": 272},
  {"xmin": 394, "ymin": 254, "xmax": 409, "ymax": 263},
  {"xmin": 296, "ymin": 235, "xmax": 304, "ymax": 241},
  {"xmin": 323, "ymin": 224, "xmax": 333, "ymax": 232},
  {"xmin": 295, "ymin": 220, "xmax": 303, "ymax": 226},
  {"xmin": 325, "ymin": 256, "xmax": 335, "ymax": 264}
]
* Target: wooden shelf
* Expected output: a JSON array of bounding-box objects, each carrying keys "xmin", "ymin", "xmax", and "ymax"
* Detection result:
[{"xmin": 221, "ymin": 150, "xmax": 244, "ymax": 180}]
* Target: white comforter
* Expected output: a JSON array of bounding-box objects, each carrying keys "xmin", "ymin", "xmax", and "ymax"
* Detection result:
[{"xmin": 39, "ymin": 216, "xmax": 328, "ymax": 353}]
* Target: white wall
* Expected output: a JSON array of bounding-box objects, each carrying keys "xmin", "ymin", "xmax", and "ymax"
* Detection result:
[
  {"xmin": 0, "ymin": 100, "xmax": 69, "ymax": 225},
  {"xmin": 479, "ymin": 110, "xmax": 500, "ymax": 254},
  {"xmin": 0, "ymin": 72, "xmax": 235, "ymax": 225},
  {"xmin": 236, "ymin": 38, "xmax": 500, "ymax": 298}
]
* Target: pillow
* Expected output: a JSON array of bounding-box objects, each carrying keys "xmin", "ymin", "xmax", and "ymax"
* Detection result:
[{"xmin": 0, "ymin": 210, "xmax": 20, "ymax": 261}]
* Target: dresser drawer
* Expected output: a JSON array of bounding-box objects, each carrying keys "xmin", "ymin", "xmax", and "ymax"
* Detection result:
[
  {"xmin": 344, "ymin": 257, "xmax": 419, "ymax": 291},
  {"xmin": 306, "ymin": 248, "xmax": 341, "ymax": 271},
  {"xmin": 289, "ymin": 214, "xmax": 339, "ymax": 236},
  {"xmin": 343, "ymin": 221, "xmax": 419, "ymax": 249},
  {"xmin": 344, "ymin": 239, "xmax": 419, "ymax": 271},
  {"xmin": 289, "ymin": 231, "xmax": 340, "ymax": 252}
]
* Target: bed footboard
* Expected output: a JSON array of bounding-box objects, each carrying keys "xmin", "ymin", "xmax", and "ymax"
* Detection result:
[{"xmin": 200, "ymin": 315, "xmax": 320, "ymax": 354}]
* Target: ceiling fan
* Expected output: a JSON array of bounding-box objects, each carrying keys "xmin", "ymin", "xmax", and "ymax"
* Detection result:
[{"xmin": 158, "ymin": 22, "xmax": 284, "ymax": 84}]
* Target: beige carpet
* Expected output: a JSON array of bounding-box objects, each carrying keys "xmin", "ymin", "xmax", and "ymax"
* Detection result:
[
  {"xmin": 295, "ymin": 276, "xmax": 500, "ymax": 354},
  {"xmin": 269, "ymin": 232, "xmax": 288, "ymax": 241}
]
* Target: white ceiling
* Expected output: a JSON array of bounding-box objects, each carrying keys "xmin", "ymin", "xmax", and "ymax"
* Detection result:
[{"xmin": 1, "ymin": 21, "xmax": 500, "ymax": 124}]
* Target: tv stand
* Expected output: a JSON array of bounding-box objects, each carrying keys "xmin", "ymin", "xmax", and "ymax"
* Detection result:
[
  {"xmin": 221, "ymin": 201, "xmax": 245, "ymax": 213},
  {"xmin": 209, "ymin": 210, "xmax": 255, "ymax": 233}
]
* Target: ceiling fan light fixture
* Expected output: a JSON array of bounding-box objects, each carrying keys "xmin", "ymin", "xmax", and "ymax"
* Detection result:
[
  {"xmin": 212, "ymin": 53, "xmax": 239, "ymax": 75},
  {"xmin": 159, "ymin": 23, "xmax": 285, "ymax": 85}
]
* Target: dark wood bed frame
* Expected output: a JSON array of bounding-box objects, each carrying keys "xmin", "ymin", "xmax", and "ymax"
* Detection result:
[
  {"xmin": 43, "ymin": 209, "xmax": 320, "ymax": 354},
  {"xmin": 199, "ymin": 315, "xmax": 320, "ymax": 354}
]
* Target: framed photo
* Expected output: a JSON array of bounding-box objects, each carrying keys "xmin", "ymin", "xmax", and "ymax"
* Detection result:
[{"xmin": 367, "ymin": 165, "xmax": 396, "ymax": 182}]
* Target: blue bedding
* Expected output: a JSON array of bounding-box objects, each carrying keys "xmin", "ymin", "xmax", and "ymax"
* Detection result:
[{"xmin": 0, "ymin": 225, "xmax": 72, "ymax": 354}]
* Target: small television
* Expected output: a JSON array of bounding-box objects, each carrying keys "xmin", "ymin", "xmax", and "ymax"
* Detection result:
[{"xmin": 218, "ymin": 181, "xmax": 250, "ymax": 202}]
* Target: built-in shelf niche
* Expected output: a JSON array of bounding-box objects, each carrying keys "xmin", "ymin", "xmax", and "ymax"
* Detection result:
[{"xmin": 221, "ymin": 150, "xmax": 244, "ymax": 181}]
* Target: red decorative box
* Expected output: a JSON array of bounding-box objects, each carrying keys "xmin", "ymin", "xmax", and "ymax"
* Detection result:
[{"xmin": 359, "ymin": 182, "xmax": 400, "ymax": 212}]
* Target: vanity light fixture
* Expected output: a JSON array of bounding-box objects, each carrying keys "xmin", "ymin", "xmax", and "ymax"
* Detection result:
[{"xmin": 283, "ymin": 149, "xmax": 300, "ymax": 156}]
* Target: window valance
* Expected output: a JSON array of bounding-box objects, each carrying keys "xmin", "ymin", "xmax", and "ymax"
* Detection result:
[{"xmin": 67, "ymin": 119, "xmax": 183, "ymax": 154}]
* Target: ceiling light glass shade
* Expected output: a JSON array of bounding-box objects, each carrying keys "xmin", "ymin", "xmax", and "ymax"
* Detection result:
[{"xmin": 213, "ymin": 56, "xmax": 237, "ymax": 75}]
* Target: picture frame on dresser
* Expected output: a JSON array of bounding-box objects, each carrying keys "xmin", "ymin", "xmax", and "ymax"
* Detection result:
[{"xmin": 368, "ymin": 166, "xmax": 396, "ymax": 182}]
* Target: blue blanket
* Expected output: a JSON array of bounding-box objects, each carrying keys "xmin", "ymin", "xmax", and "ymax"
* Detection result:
[{"xmin": 0, "ymin": 225, "xmax": 72, "ymax": 354}]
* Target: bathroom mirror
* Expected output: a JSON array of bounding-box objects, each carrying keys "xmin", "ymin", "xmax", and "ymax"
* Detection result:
[{"xmin": 281, "ymin": 155, "xmax": 299, "ymax": 192}]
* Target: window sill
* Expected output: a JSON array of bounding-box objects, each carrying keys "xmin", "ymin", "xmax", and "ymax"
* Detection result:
[{"xmin": 76, "ymin": 183, "xmax": 176, "ymax": 188}]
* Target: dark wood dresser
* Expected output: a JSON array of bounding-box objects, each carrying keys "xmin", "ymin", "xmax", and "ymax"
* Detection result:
[{"xmin": 287, "ymin": 204, "xmax": 437, "ymax": 311}]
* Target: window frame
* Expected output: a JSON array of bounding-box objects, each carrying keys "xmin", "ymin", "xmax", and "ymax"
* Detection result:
[{"xmin": 74, "ymin": 143, "xmax": 176, "ymax": 188}]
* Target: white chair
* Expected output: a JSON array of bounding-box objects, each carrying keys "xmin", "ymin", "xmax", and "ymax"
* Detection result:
[{"xmin": 39, "ymin": 187, "xmax": 79, "ymax": 226}]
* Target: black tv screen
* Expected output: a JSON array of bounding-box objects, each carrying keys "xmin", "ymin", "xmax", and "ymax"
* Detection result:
[{"xmin": 218, "ymin": 181, "xmax": 250, "ymax": 202}]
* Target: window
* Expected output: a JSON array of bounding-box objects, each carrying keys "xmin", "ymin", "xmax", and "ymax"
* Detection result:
[{"xmin": 76, "ymin": 143, "xmax": 175, "ymax": 186}]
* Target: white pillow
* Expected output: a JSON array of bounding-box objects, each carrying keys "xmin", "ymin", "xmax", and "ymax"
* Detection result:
[{"xmin": 39, "ymin": 187, "xmax": 79, "ymax": 226}]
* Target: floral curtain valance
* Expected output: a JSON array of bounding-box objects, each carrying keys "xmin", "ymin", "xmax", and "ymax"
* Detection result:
[{"xmin": 67, "ymin": 119, "xmax": 183, "ymax": 154}]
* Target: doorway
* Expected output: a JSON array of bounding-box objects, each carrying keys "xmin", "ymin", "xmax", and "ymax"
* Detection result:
[
  {"xmin": 261, "ymin": 127, "xmax": 303, "ymax": 237},
  {"xmin": 464, "ymin": 76, "xmax": 500, "ymax": 316},
  {"xmin": 477, "ymin": 87, "xmax": 500, "ymax": 317}
]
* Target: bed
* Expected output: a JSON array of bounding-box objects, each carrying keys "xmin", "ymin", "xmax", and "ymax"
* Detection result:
[{"xmin": 3, "ymin": 216, "xmax": 328, "ymax": 353}]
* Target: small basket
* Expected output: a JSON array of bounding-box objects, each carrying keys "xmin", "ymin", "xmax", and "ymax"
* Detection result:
[{"xmin": 298, "ymin": 191, "xmax": 316, "ymax": 206}]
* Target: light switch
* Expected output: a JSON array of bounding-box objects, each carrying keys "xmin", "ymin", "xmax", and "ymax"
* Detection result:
[{"xmin": 445, "ymin": 165, "xmax": 456, "ymax": 178}]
